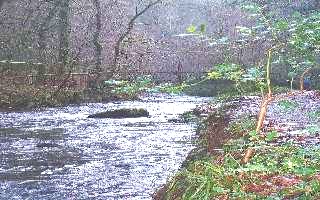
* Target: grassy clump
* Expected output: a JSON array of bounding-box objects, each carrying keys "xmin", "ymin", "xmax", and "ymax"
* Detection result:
[
  {"xmin": 278, "ymin": 99, "xmax": 299, "ymax": 112},
  {"xmin": 227, "ymin": 116, "xmax": 257, "ymax": 137},
  {"xmin": 307, "ymin": 110, "xmax": 320, "ymax": 120}
]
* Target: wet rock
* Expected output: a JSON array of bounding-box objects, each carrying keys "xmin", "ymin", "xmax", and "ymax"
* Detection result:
[
  {"xmin": 88, "ymin": 108, "xmax": 149, "ymax": 119},
  {"xmin": 168, "ymin": 118, "xmax": 185, "ymax": 123},
  {"xmin": 36, "ymin": 143, "xmax": 60, "ymax": 148}
]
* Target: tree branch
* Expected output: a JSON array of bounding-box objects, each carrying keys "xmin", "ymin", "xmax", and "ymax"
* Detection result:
[{"xmin": 108, "ymin": 0, "xmax": 162, "ymax": 80}]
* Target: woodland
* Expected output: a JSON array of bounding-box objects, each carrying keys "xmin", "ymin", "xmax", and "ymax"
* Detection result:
[{"xmin": 0, "ymin": 0, "xmax": 318, "ymax": 109}]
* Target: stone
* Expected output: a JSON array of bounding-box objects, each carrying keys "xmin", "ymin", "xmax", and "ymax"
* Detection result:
[{"xmin": 88, "ymin": 108, "xmax": 149, "ymax": 119}]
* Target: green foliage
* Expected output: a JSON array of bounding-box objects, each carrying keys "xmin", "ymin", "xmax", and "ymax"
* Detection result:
[
  {"xmin": 105, "ymin": 75, "xmax": 154, "ymax": 98},
  {"xmin": 104, "ymin": 76, "xmax": 192, "ymax": 97},
  {"xmin": 277, "ymin": 99, "xmax": 298, "ymax": 112},
  {"xmin": 167, "ymin": 125, "xmax": 320, "ymax": 199},
  {"xmin": 186, "ymin": 24, "xmax": 206, "ymax": 34},
  {"xmin": 241, "ymin": 3, "xmax": 320, "ymax": 80},
  {"xmin": 186, "ymin": 24, "xmax": 197, "ymax": 33},
  {"xmin": 207, "ymin": 63, "xmax": 268, "ymax": 95},
  {"xmin": 227, "ymin": 116, "xmax": 256, "ymax": 136},
  {"xmin": 167, "ymin": 159, "xmax": 244, "ymax": 200},
  {"xmin": 208, "ymin": 63, "xmax": 243, "ymax": 82},
  {"xmin": 307, "ymin": 110, "xmax": 320, "ymax": 120},
  {"xmin": 200, "ymin": 23, "xmax": 206, "ymax": 33},
  {"xmin": 154, "ymin": 82, "xmax": 189, "ymax": 94}
]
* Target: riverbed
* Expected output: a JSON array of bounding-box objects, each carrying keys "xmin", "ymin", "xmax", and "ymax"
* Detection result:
[{"xmin": 0, "ymin": 94, "xmax": 210, "ymax": 199}]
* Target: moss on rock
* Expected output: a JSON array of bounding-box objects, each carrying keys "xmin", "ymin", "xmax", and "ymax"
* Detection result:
[{"xmin": 88, "ymin": 108, "xmax": 149, "ymax": 119}]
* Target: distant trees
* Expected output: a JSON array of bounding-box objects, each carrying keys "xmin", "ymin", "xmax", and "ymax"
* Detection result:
[
  {"xmin": 0, "ymin": 0, "xmax": 166, "ymax": 80},
  {"xmin": 1, "ymin": 0, "xmax": 317, "ymax": 84}
]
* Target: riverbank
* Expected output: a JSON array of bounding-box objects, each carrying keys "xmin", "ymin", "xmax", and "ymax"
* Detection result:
[
  {"xmin": 0, "ymin": 84, "xmax": 139, "ymax": 112},
  {"xmin": 0, "ymin": 78, "xmax": 228, "ymax": 112},
  {"xmin": 154, "ymin": 90, "xmax": 320, "ymax": 199}
]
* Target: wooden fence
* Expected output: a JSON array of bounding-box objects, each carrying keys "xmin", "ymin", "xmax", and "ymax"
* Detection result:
[
  {"xmin": 0, "ymin": 60, "xmax": 209, "ymax": 89},
  {"xmin": 1, "ymin": 73, "xmax": 90, "ymax": 89},
  {"xmin": 2, "ymin": 71, "xmax": 208, "ymax": 89}
]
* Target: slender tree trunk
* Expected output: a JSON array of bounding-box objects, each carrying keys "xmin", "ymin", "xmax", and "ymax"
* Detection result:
[
  {"xmin": 0, "ymin": 0, "xmax": 5, "ymax": 10},
  {"xmin": 92, "ymin": 0, "xmax": 102, "ymax": 73},
  {"xmin": 36, "ymin": 2, "xmax": 61, "ymax": 84},
  {"xmin": 300, "ymin": 68, "xmax": 312, "ymax": 91},
  {"xmin": 58, "ymin": 0, "xmax": 71, "ymax": 74},
  {"xmin": 38, "ymin": 1, "xmax": 61, "ymax": 62}
]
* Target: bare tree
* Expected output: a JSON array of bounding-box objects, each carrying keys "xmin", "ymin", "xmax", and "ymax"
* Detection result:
[{"xmin": 107, "ymin": 0, "xmax": 162, "ymax": 79}]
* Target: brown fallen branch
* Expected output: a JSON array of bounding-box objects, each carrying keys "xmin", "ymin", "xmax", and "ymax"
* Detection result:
[
  {"xmin": 242, "ymin": 147, "xmax": 255, "ymax": 164},
  {"xmin": 255, "ymin": 96, "xmax": 274, "ymax": 133}
]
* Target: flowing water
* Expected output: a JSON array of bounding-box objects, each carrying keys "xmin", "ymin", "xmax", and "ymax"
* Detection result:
[{"xmin": 0, "ymin": 94, "xmax": 210, "ymax": 200}]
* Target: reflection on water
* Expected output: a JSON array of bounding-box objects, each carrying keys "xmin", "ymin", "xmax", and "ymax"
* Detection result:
[{"xmin": 0, "ymin": 94, "xmax": 210, "ymax": 199}]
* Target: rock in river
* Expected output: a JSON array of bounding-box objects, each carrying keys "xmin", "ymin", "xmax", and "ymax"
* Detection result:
[{"xmin": 88, "ymin": 108, "xmax": 149, "ymax": 119}]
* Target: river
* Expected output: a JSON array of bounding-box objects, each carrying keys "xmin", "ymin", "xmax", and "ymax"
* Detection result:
[{"xmin": 0, "ymin": 94, "xmax": 210, "ymax": 200}]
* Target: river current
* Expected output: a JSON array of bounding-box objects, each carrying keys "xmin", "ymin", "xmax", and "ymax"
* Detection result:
[{"xmin": 0, "ymin": 94, "xmax": 210, "ymax": 199}]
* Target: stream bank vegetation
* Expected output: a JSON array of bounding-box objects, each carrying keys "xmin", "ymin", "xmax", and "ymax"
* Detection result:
[
  {"xmin": 155, "ymin": 91, "xmax": 320, "ymax": 199},
  {"xmin": 154, "ymin": 0, "xmax": 320, "ymax": 199}
]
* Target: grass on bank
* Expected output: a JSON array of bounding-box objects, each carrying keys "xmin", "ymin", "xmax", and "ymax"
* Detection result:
[{"xmin": 162, "ymin": 110, "xmax": 320, "ymax": 200}]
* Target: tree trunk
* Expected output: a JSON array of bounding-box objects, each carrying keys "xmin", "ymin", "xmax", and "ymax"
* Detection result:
[
  {"xmin": 0, "ymin": 0, "xmax": 6, "ymax": 10},
  {"xmin": 58, "ymin": 0, "xmax": 71, "ymax": 74},
  {"xmin": 36, "ymin": 2, "xmax": 61, "ymax": 84},
  {"xmin": 92, "ymin": 0, "xmax": 102, "ymax": 73},
  {"xmin": 300, "ymin": 68, "xmax": 311, "ymax": 91}
]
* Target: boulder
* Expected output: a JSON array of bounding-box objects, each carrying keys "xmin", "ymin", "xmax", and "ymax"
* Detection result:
[
  {"xmin": 88, "ymin": 108, "xmax": 149, "ymax": 119},
  {"xmin": 36, "ymin": 143, "xmax": 60, "ymax": 148}
]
